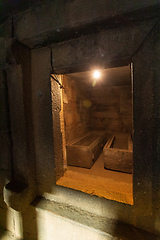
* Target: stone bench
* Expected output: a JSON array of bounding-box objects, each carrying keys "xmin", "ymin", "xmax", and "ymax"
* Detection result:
[
  {"xmin": 103, "ymin": 134, "xmax": 133, "ymax": 173},
  {"xmin": 67, "ymin": 132, "xmax": 110, "ymax": 168}
]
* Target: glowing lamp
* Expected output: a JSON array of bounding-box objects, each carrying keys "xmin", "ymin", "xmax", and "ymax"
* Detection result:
[{"xmin": 93, "ymin": 70, "xmax": 101, "ymax": 79}]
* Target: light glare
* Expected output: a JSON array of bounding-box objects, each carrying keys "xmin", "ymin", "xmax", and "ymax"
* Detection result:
[{"xmin": 93, "ymin": 70, "xmax": 101, "ymax": 79}]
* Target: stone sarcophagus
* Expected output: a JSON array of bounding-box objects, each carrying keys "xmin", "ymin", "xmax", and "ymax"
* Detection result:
[
  {"xmin": 103, "ymin": 134, "xmax": 133, "ymax": 173},
  {"xmin": 67, "ymin": 132, "xmax": 110, "ymax": 168}
]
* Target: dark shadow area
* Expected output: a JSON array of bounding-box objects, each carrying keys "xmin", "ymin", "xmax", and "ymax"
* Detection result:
[
  {"xmin": 0, "ymin": 69, "xmax": 13, "ymax": 237},
  {"xmin": 22, "ymin": 204, "xmax": 38, "ymax": 240},
  {"xmin": 107, "ymin": 220, "xmax": 160, "ymax": 240}
]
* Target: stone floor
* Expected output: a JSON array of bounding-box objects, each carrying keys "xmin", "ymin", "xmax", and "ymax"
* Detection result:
[
  {"xmin": 69, "ymin": 152, "xmax": 132, "ymax": 180},
  {"xmin": 57, "ymin": 153, "xmax": 133, "ymax": 204}
]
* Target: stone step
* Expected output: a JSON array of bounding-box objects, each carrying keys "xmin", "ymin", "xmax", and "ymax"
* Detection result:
[
  {"xmin": 21, "ymin": 196, "xmax": 159, "ymax": 240},
  {"xmin": 0, "ymin": 196, "xmax": 159, "ymax": 240},
  {"xmin": 0, "ymin": 224, "xmax": 116, "ymax": 240}
]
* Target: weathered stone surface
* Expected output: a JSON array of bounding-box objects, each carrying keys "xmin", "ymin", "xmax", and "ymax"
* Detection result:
[
  {"xmin": 13, "ymin": 42, "xmax": 37, "ymax": 189},
  {"xmin": 0, "ymin": 83, "xmax": 10, "ymax": 134},
  {"xmin": 51, "ymin": 19, "xmax": 157, "ymax": 72},
  {"xmin": 31, "ymin": 48, "xmax": 56, "ymax": 191},
  {"xmin": 19, "ymin": 196, "xmax": 159, "ymax": 240},
  {"xmin": 67, "ymin": 132, "xmax": 108, "ymax": 168},
  {"xmin": 89, "ymin": 85, "xmax": 132, "ymax": 133},
  {"xmin": 152, "ymin": 21, "xmax": 160, "ymax": 210},
  {"xmin": 12, "ymin": 1, "xmax": 160, "ymax": 48},
  {"xmin": 4, "ymin": 64, "xmax": 37, "ymax": 211},
  {"xmin": 3, "ymin": 180, "xmax": 33, "ymax": 212},
  {"xmin": 51, "ymin": 76, "xmax": 64, "ymax": 181},
  {"xmin": 0, "ymin": 17, "xmax": 12, "ymax": 38},
  {"xmin": 0, "ymin": 70, "xmax": 7, "ymax": 89},
  {"xmin": 103, "ymin": 135, "xmax": 133, "ymax": 174},
  {"xmin": 62, "ymin": 75, "xmax": 90, "ymax": 143},
  {"xmin": 0, "ymin": 110, "xmax": 9, "ymax": 133},
  {"xmin": 0, "ymin": 88, "xmax": 8, "ymax": 111},
  {"xmin": 132, "ymin": 23, "xmax": 155, "ymax": 216},
  {"xmin": 7, "ymin": 65, "xmax": 27, "ymax": 179},
  {"xmin": 0, "ymin": 206, "xmax": 23, "ymax": 239},
  {"xmin": 0, "ymin": 133, "xmax": 12, "ymax": 170},
  {"xmin": 0, "ymin": 38, "xmax": 12, "ymax": 68}
]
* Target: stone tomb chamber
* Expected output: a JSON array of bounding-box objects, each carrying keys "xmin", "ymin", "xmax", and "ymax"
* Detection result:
[
  {"xmin": 55, "ymin": 65, "xmax": 133, "ymax": 204},
  {"xmin": 1, "ymin": 1, "xmax": 160, "ymax": 238}
]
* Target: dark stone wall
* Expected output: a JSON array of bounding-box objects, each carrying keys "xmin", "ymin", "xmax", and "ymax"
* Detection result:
[
  {"xmin": 1, "ymin": 1, "xmax": 160, "ymax": 47},
  {"xmin": 0, "ymin": 70, "xmax": 12, "ymax": 171},
  {"xmin": 12, "ymin": 43, "xmax": 37, "ymax": 191},
  {"xmin": 153, "ymin": 21, "xmax": 160, "ymax": 210},
  {"xmin": 31, "ymin": 47, "xmax": 57, "ymax": 191}
]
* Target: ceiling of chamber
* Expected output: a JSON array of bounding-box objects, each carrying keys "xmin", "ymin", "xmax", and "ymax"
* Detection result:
[{"xmin": 65, "ymin": 65, "xmax": 131, "ymax": 86}]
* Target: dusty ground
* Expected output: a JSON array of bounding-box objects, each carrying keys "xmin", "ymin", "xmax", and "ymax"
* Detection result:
[{"xmin": 57, "ymin": 153, "xmax": 133, "ymax": 205}]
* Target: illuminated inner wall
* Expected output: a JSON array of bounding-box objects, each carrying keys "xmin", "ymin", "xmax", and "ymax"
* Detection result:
[
  {"xmin": 89, "ymin": 85, "xmax": 132, "ymax": 133},
  {"xmin": 62, "ymin": 68, "xmax": 132, "ymax": 143},
  {"xmin": 61, "ymin": 75, "xmax": 91, "ymax": 143}
]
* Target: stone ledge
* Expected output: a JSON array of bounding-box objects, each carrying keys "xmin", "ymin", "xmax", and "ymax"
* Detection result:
[
  {"xmin": 13, "ymin": 2, "xmax": 160, "ymax": 48},
  {"xmin": 56, "ymin": 170, "xmax": 133, "ymax": 205},
  {"xmin": 30, "ymin": 196, "xmax": 159, "ymax": 240}
]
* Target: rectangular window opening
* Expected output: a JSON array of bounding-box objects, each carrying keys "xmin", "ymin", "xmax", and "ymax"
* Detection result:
[{"xmin": 52, "ymin": 65, "xmax": 133, "ymax": 205}]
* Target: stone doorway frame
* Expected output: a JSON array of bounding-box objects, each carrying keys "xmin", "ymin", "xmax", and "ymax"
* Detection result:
[
  {"xmin": 31, "ymin": 19, "xmax": 159, "ymax": 214},
  {"xmin": 4, "ymin": 19, "xmax": 160, "ymax": 218}
]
